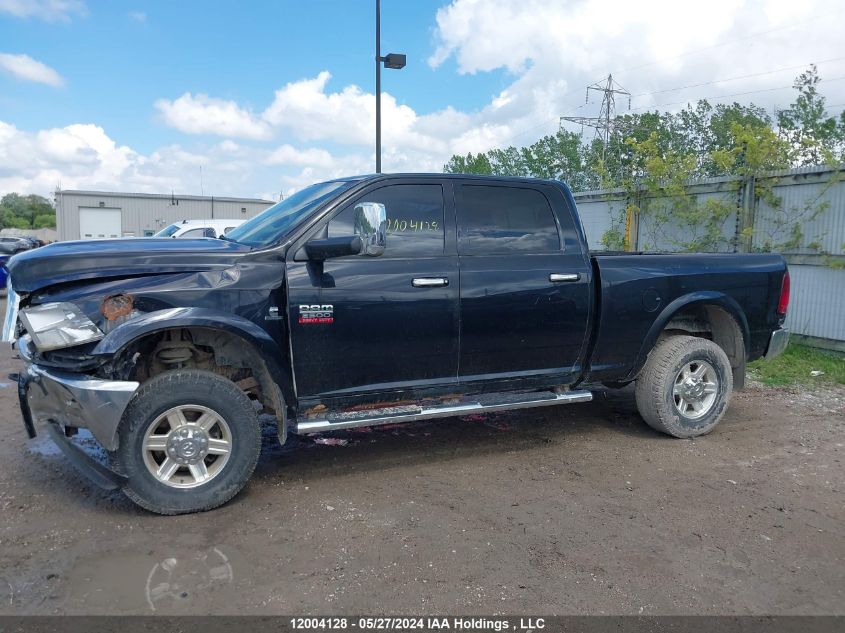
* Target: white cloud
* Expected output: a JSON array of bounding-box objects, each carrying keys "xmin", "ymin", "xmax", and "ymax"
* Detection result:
[
  {"xmin": 128, "ymin": 10, "xmax": 146, "ymax": 23},
  {"xmin": 147, "ymin": 0, "xmax": 845, "ymax": 190},
  {"xmin": 0, "ymin": 119, "xmax": 370, "ymax": 200},
  {"xmin": 0, "ymin": 0, "xmax": 85, "ymax": 21},
  {"xmin": 4, "ymin": 0, "xmax": 845, "ymax": 202},
  {"xmin": 0, "ymin": 53, "xmax": 63, "ymax": 87},
  {"xmin": 154, "ymin": 93, "xmax": 272, "ymax": 140},
  {"xmin": 0, "ymin": 121, "xmax": 139, "ymax": 194},
  {"xmin": 262, "ymin": 72, "xmax": 439, "ymax": 152},
  {"xmin": 424, "ymin": 0, "xmax": 845, "ymax": 139},
  {"xmin": 429, "ymin": 0, "xmax": 743, "ymax": 75},
  {"xmin": 266, "ymin": 144, "xmax": 335, "ymax": 169}
]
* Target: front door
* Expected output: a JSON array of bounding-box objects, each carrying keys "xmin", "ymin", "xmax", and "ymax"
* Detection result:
[
  {"xmin": 286, "ymin": 181, "xmax": 459, "ymax": 401},
  {"xmin": 455, "ymin": 182, "xmax": 592, "ymax": 386}
]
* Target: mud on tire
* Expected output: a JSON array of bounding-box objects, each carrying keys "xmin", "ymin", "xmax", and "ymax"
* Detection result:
[
  {"xmin": 110, "ymin": 370, "xmax": 261, "ymax": 515},
  {"xmin": 635, "ymin": 335, "xmax": 733, "ymax": 438}
]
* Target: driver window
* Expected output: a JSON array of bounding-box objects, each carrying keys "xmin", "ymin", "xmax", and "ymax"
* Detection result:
[{"xmin": 328, "ymin": 184, "xmax": 444, "ymax": 257}]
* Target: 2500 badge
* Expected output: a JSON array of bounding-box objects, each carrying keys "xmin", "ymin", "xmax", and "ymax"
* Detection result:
[{"xmin": 299, "ymin": 304, "xmax": 334, "ymax": 324}]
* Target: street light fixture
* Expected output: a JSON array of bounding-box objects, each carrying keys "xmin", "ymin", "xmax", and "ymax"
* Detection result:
[{"xmin": 375, "ymin": 0, "xmax": 405, "ymax": 173}]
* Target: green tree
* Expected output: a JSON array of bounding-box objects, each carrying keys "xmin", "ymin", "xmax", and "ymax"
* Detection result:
[
  {"xmin": 442, "ymin": 65, "xmax": 845, "ymax": 253},
  {"xmin": 617, "ymin": 132, "xmax": 734, "ymax": 252},
  {"xmin": 777, "ymin": 65, "xmax": 845, "ymax": 165},
  {"xmin": 0, "ymin": 193, "xmax": 56, "ymax": 229},
  {"xmin": 443, "ymin": 152, "xmax": 493, "ymax": 175}
]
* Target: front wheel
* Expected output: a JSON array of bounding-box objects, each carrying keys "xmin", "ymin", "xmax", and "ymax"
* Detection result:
[
  {"xmin": 635, "ymin": 335, "xmax": 733, "ymax": 438},
  {"xmin": 111, "ymin": 370, "xmax": 262, "ymax": 514}
]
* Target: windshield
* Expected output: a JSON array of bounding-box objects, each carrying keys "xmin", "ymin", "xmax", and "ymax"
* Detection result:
[
  {"xmin": 225, "ymin": 180, "xmax": 357, "ymax": 247},
  {"xmin": 154, "ymin": 224, "xmax": 181, "ymax": 237}
]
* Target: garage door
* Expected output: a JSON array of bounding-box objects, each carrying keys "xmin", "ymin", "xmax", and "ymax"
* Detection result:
[{"xmin": 79, "ymin": 207, "xmax": 122, "ymax": 239}]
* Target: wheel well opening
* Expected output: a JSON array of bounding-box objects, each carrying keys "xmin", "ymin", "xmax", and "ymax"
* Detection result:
[
  {"xmin": 662, "ymin": 304, "xmax": 745, "ymax": 371},
  {"xmin": 107, "ymin": 327, "xmax": 285, "ymax": 428}
]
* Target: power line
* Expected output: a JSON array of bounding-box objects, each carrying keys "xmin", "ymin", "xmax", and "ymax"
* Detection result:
[
  {"xmin": 628, "ymin": 74, "xmax": 845, "ymax": 112},
  {"xmin": 497, "ymin": 101, "xmax": 590, "ymax": 147},
  {"xmin": 630, "ymin": 56, "xmax": 845, "ymax": 99},
  {"xmin": 491, "ymin": 70, "xmax": 639, "ymax": 148},
  {"xmin": 476, "ymin": 55, "xmax": 845, "ymax": 154},
  {"xmin": 560, "ymin": 74, "xmax": 631, "ymax": 161}
]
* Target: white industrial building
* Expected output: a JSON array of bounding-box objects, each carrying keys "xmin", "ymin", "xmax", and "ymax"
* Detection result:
[{"xmin": 54, "ymin": 190, "xmax": 275, "ymax": 241}]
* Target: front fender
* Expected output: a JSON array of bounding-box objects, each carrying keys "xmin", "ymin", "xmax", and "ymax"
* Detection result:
[
  {"xmin": 92, "ymin": 307, "xmax": 293, "ymax": 400},
  {"xmin": 627, "ymin": 291, "xmax": 750, "ymax": 381}
]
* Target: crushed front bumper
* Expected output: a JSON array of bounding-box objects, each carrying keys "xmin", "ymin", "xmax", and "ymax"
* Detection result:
[
  {"xmin": 16, "ymin": 336, "xmax": 139, "ymax": 452},
  {"xmin": 765, "ymin": 327, "xmax": 790, "ymax": 360}
]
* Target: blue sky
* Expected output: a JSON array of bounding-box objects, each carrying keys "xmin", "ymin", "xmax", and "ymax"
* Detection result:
[
  {"xmin": 1, "ymin": 1, "xmax": 507, "ymax": 151},
  {"xmin": 1, "ymin": 0, "xmax": 844, "ymax": 200}
]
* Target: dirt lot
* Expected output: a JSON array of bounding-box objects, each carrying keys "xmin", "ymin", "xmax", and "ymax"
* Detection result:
[{"xmin": 0, "ymin": 339, "xmax": 842, "ymax": 616}]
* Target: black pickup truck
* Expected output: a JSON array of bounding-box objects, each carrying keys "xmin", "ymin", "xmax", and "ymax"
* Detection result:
[{"xmin": 4, "ymin": 174, "xmax": 790, "ymax": 514}]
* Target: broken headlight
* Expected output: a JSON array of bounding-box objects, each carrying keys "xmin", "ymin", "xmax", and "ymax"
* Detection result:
[{"xmin": 19, "ymin": 302, "xmax": 104, "ymax": 352}]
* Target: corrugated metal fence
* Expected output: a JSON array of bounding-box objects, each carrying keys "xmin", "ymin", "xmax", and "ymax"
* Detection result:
[{"xmin": 573, "ymin": 165, "xmax": 845, "ymax": 349}]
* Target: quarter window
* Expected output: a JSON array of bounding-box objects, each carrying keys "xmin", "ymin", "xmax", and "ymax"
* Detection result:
[
  {"xmin": 457, "ymin": 185, "xmax": 560, "ymax": 255},
  {"xmin": 329, "ymin": 184, "xmax": 444, "ymax": 257}
]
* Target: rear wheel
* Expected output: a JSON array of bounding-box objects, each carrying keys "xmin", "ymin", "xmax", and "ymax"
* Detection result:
[
  {"xmin": 111, "ymin": 370, "xmax": 261, "ymax": 514},
  {"xmin": 635, "ymin": 335, "xmax": 733, "ymax": 438}
]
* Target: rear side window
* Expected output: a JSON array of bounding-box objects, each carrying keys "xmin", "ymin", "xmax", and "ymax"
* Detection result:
[
  {"xmin": 329, "ymin": 184, "xmax": 444, "ymax": 257},
  {"xmin": 179, "ymin": 227, "xmax": 210, "ymax": 238},
  {"xmin": 457, "ymin": 185, "xmax": 560, "ymax": 255}
]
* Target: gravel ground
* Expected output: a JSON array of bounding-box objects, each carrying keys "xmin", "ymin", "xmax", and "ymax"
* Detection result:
[{"xmin": 0, "ymin": 341, "xmax": 842, "ymax": 616}]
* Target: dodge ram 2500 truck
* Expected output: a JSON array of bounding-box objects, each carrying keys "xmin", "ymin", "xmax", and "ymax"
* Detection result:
[{"xmin": 4, "ymin": 174, "xmax": 790, "ymax": 514}]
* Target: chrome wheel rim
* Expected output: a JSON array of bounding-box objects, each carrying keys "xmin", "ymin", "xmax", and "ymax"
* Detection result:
[
  {"xmin": 672, "ymin": 360, "xmax": 718, "ymax": 420},
  {"xmin": 142, "ymin": 405, "xmax": 232, "ymax": 489}
]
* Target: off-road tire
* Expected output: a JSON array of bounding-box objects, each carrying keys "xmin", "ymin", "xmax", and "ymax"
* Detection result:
[
  {"xmin": 635, "ymin": 335, "xmax": 733, "ymax": 438},
  {"xmin": 111, "ymin": 370, "xmax": 261, "ymax": 515}
]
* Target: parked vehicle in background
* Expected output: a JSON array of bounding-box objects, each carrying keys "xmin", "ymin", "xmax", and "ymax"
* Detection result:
[
  {"xmin": 5, "ymin": 174, "xmax": 790, "ymax": 514},
  {"xmin": 0, "ymin": 236, "xmax": 34, "ymax": 255},
  {"xmin": 153, "ymin": 219, "xmax": 245, "ymax": 239},
  {"xmin": 21, "ymin": 236, "xmax": 44, "ymax": 248}
]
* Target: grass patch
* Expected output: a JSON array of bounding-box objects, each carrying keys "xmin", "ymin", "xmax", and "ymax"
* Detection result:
[{"xmin": 748, "ymin": 343, "xmax": 845, "ymax": 387}]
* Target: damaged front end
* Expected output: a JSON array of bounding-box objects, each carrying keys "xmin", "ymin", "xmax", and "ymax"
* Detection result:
[
  {"xmin": 3, "ymin": 235, "xmax": 288, "ymax": 508},
  {"xmin": 5, "ymin": 279, "xmax": 142, "ymax": 489},
  {"xmin": 16, "ymin": 334, "xmax": 139, "ymax": 452},
  {"xmin": 16, "ymin": 336, "xmax": 135, "ymax": 489}
]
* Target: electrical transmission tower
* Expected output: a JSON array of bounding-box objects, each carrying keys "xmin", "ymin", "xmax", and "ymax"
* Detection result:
[{"xmin": 560, "ymin": 74, "xmax": 631, "ymax": 160}]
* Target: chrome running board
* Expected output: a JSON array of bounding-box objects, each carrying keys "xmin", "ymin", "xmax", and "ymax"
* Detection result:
[{"xmin": 295, "ymin": 390, "xmax": 593, "ymax": 434}]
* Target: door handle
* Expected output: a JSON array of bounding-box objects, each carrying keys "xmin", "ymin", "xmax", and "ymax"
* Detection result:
[
  {"xmin": 412, "ymin": 277, "xmax": 449, "ymax": 288},
  {"xmin": 549, "ymin": 273, "xmax": 581, "ymax": 282}
]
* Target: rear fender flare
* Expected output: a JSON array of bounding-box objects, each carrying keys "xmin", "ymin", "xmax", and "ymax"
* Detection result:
[{"xmin": 628, "ymin": 291, "xmax": 750, "ymax": 381}]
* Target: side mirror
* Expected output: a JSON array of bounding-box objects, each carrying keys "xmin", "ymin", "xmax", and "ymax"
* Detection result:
[
  {"xmin": 305, "ymin": 235, "xmax": 363, "ymax": 261},
  {"xmin": 354, "ymin": 202, "xmax": 386, "ymax": 257}
]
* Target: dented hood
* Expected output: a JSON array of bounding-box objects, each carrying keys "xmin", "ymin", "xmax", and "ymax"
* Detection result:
[{"xmin": 7, "ymin": 238, "xmax": 252, "ymax": 293}]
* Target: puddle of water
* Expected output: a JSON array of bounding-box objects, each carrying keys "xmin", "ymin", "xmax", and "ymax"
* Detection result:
[
  {"xmin": 26, "ymin": 429, "xmax": 106, "ymax": 460},
  {"xmin": 26, "ymin": 436, "xmax": 62, "ymax": 457},
  {"xmin": 62, "ymin": 545, "xmax": 243, "ymax": 614},
  {"xmin": 146, "ymin": 546, "xmax": 234, "ymax": 612}
]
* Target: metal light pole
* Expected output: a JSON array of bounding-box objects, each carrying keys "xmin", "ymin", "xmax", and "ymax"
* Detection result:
[{"xmin": 375, "ymin": 0, "xmax": 405, "ymax": 173}]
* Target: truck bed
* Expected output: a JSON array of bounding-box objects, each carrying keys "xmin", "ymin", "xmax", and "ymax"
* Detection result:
[{"xmin": 585, "ymin": 252, "xmax": 787, "ymax": 384}]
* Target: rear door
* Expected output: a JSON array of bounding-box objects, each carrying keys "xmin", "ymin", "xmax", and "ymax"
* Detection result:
[
  {"xmin": 455, "ymin": 181, "xmax": 592, "ymax": 386},
  {"xmin": 286, "ymin": 180, "xmax": 459, "ymax": 400}
]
